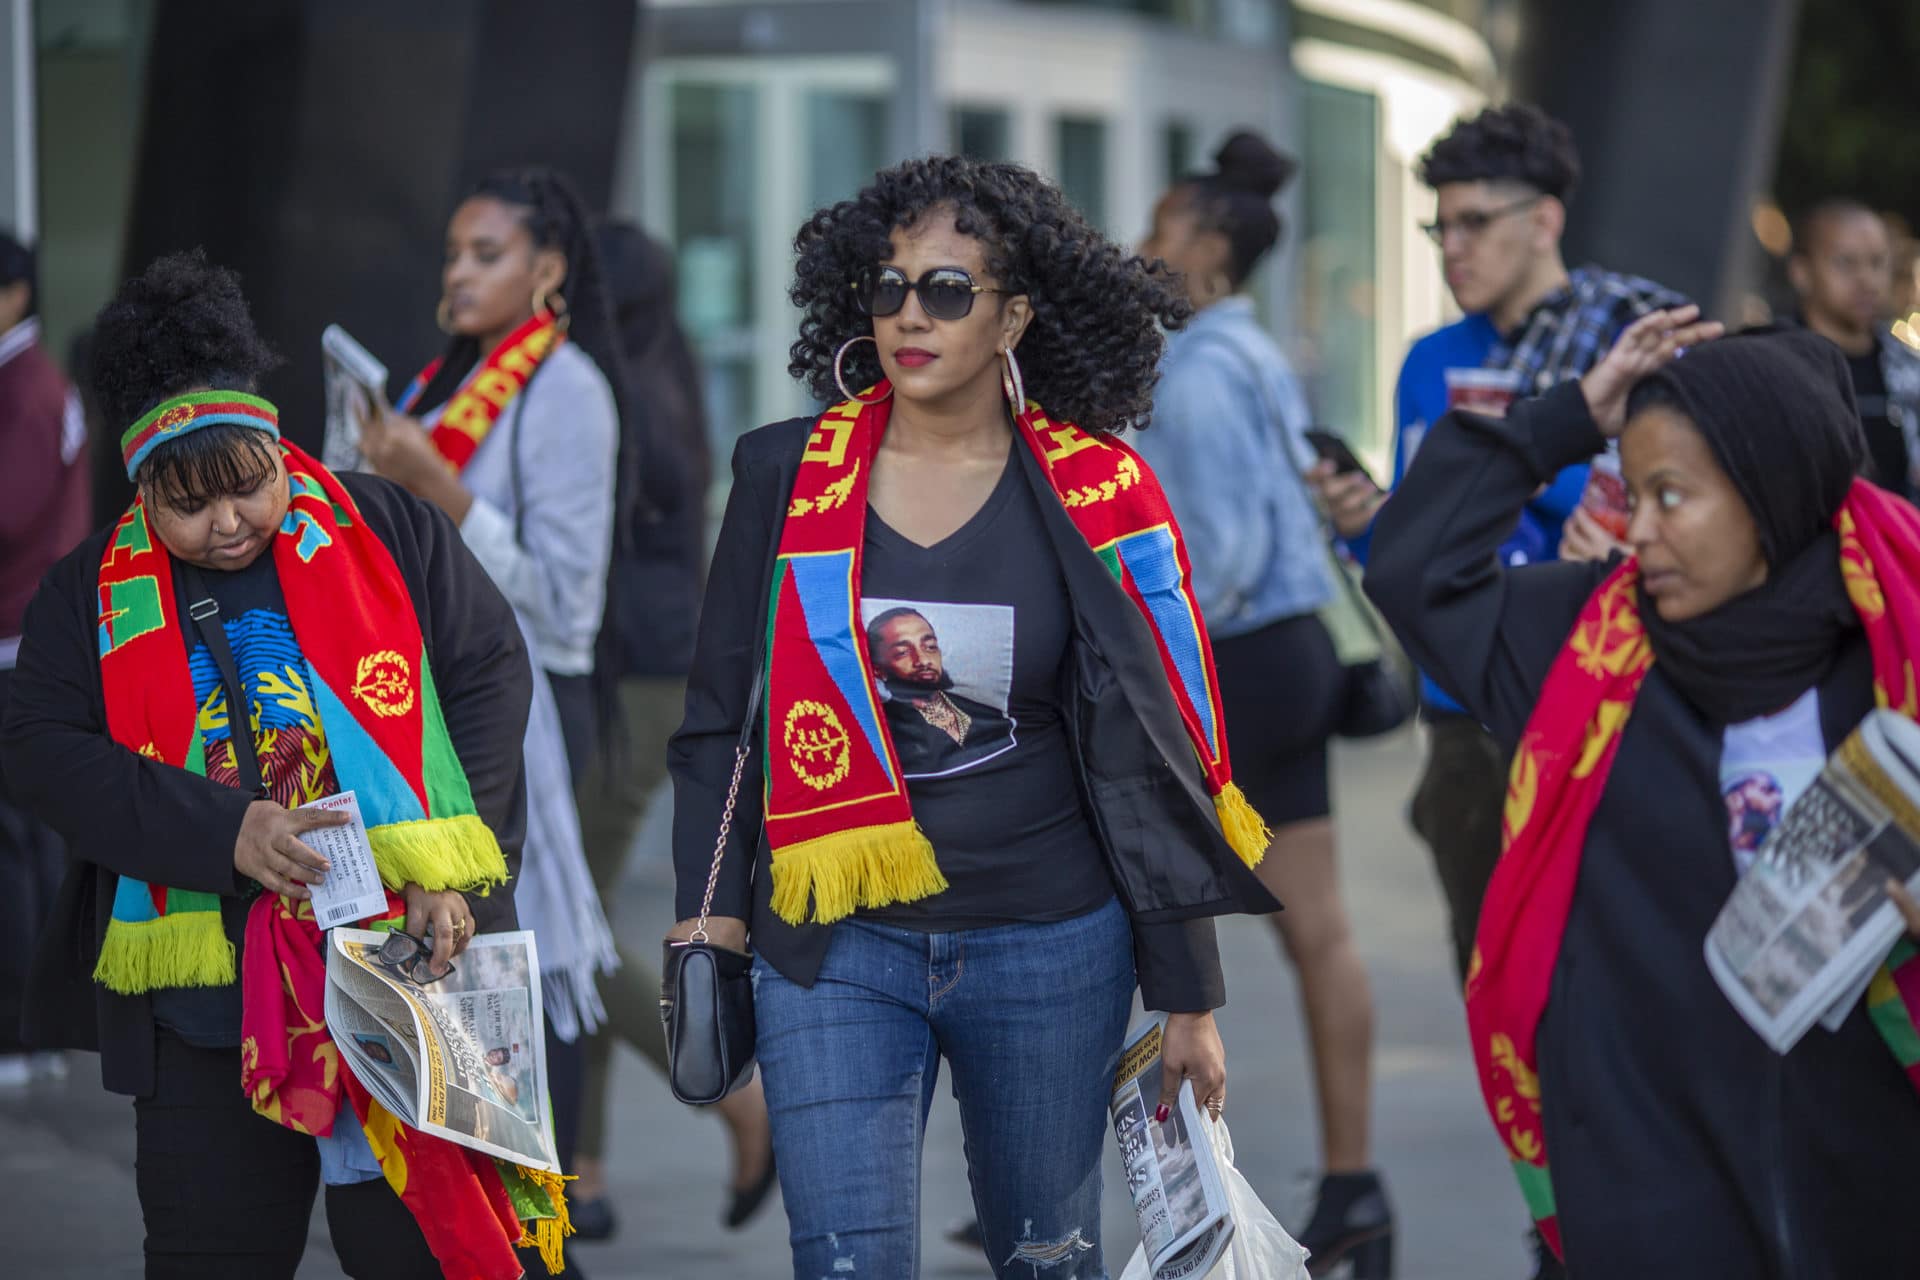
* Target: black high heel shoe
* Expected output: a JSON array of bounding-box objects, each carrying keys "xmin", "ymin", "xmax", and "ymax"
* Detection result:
[
  {"xmin": 723, "ymin": 1147, "xmax": 778, "ymax": 1230},
  {"xmin": 1298, "ymin": 1169, "xmax": 1395, "ymax": 1279}
]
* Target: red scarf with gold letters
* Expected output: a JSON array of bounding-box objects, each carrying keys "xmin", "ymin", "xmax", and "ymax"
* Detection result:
[
  {"xmin": 761, "ymin": 385, "xmax": 1269, "ymax": 925},
  {"xmin": 1468, "ymin": 478, "xmax": 1920, "ymax": 1259},
  {"xmin": 397, "ymin": 310, "xmax": 565, "ymax": 472}
]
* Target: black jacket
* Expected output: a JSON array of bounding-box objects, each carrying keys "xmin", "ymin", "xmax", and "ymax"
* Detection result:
[
  {"xmin": 2, "ymin": 473, "xmax": 533, "ymax": 1097},
  {"xmin": 1366, "ymin": 383, "xmax": 1920, "ymax": 1278},
  {"xmin": 668, "ymin": 418, "xmax": 1278, "ymax": 1012}
]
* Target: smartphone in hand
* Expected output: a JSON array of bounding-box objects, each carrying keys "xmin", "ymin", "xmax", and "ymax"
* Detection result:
[{"xmin": 1303, "ymin": 429, "xmax": 1375, "ymax": 485}]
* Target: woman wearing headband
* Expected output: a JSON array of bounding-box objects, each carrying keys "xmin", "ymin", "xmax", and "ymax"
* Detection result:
[
  {"xmin": 0, "ymin": 251, "xmax": 555, "ymax": 1277},
  {"xmin": 667, "ymin": 155, "xmax": 1277, "ymax": 1277},
  {"xmin": 1367, "ymin": 310, "xmax": 1920, "ymax": 1276}
]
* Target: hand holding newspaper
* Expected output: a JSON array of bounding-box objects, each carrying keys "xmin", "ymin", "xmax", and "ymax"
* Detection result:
[
  {"xmin": 1706, "ymin": 709, "xmax": 1920, "ymax": 1053},
  {"xmin": 326, "ymin": 927, "xmax": 559, "ymax": 1173},
  {"xmin": 320, "ymin": 324, "xmax": 389, "ymax": 473},
  {"xmin": 1110, "ymin": 1015, "xmax": 1234, "ymax": 1278}
]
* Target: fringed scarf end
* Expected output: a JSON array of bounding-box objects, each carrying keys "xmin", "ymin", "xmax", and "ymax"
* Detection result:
[
  {"xmin": 93, "ymin": 911, "xmax": 235, "ymax": 994},
  {"xmin": 1214, "ymin": 782, "xmax": 1270, "ymax": 867},
  {"xmin": 369, "ymin": 813, "xmax": 509, "ymax": 895},
  {"xmin": 769, "ymin": 822, "xmax": 947, "ymax": 924},
  {"xmin": 512, "ymin": 1167, "xmax": 574, "ymax": 1275}
]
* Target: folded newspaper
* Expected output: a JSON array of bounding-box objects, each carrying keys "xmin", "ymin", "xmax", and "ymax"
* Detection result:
[
  {"xmin": 326, "ymin": 927, "xmax": 559, "ymax": 1173},
  {"xmin": 1111, "ymin": 1016, "xmax": 1234, "ymax": 1278},
  {"xmin": 319, "ymin": 324, "xmax": 389, "ymax": 473},
  {"xmin": 1706, "ymin": 709, "xmax": 1920, "ymax": 1053}
]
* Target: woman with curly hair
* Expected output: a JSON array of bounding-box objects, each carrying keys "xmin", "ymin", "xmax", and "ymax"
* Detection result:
[
  {"xmin": 1137, "ymin": 132, "xmax": 1391, "ymax": 1277},
  {"xmin": 666, "ymin": 155, "xmax": 1278, "ymax": 1277},
  {"xmin": 0, "ymin": 250, "xmax": 550, "ymax": 1277}
]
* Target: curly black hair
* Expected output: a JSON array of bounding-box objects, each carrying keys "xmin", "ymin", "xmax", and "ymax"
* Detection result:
[
  {"xmin": 91, "ymin": 249, "xmax": 283, "ymax": 508},
  {"xmin": 1418, "ymin": 103, "xmax": 1581, "ymax": 204},
  {"xmin": 789, "ymin": 155, "xmax": 1190, "ymax": 434}
]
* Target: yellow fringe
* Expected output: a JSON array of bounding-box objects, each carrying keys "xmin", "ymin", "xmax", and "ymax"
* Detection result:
[
  {"xmin": 769, "ymin": 821, "xmax": 948, "ymax": 924},
  {"xmin": 1214, "ymin": 782, "xmax": 1271, "ymax": 867},
  {"xmin": 513, "ymin": 1167, "xmax": 574, "ymax": 1276},
  {"xmin": 368, "ymin": 813, "xmax": 510, "ymax": 894},
  {"xmin": 93, "ymin": 911, "xmax": 236, "ymax": 995}
]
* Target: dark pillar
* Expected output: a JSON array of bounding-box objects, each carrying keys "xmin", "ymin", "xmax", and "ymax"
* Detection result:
[
  {"xmin": 1512, "ymin": 0, "xmax": 1800, "ymax": 318},
  {"xmin": 115, "ymin": 0, "xmax": 636, "ymax": 491}
]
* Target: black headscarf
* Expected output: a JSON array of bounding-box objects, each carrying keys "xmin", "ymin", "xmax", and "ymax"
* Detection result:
[{"xmin": 1628, "ymin": 326, "xmax": 1869, "ymax": 723}]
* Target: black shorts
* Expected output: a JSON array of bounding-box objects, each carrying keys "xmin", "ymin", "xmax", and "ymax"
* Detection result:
[{"xmin": 1212, "ymin": 612, "xmax": 1345, "ymax": 826}]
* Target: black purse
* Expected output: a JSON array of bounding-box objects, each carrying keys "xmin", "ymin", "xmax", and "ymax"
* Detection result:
[{"xmin": 659, "ymin": 652, "xmax": 765, "ymax": 1106}]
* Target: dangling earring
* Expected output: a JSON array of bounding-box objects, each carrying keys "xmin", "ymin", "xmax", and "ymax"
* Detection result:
[
  {"xmin": 435, "ymin": 298, "xmax": 455, "ymax": 334},
  {"xmin": 1000, "ymin": 345, "xmax": 1027, "ymax": 414},
  {"xmin": 533, "ymin": 286, "xmax": 572, "ymax": 333},
  {"xmin": 833, "ymin": 335, "xmax": 892, "ymax": 405}
]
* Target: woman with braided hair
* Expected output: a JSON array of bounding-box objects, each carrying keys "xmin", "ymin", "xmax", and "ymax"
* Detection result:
[
  {"xmin": 667, "ymin": 154, "xmax": 1278, "ymax": 1278},
  {"xmin": 359, "ymin": 166, "xmax": 623, "ymax": 1190}
]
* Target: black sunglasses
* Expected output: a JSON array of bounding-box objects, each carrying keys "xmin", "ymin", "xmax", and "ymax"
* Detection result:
[
  {"xmin": 852, "ymin": 266, "xmax": 1009, "ymax": 321},
  {"xmin": 376, "ymin": 930, "xmax": 453, "ymax": 985}
]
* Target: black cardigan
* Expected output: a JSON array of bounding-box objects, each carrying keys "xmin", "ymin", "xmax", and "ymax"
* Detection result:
[
  {"xmin": 2, "ymin": 472, "xmax": 533, "ymax": 1097},
  {"xmin": 1366, "ymin": 383, "xmax": 1920, "ymax": 1277},
  {"xmin": 668, "ymin": 419, "xmax": 1279, "ymax": 1013}
]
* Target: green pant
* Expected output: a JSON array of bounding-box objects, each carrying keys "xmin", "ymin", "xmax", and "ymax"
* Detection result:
[{"xmin": 575, "ymin": 677, "xmax": 686, "ymax": 1161}]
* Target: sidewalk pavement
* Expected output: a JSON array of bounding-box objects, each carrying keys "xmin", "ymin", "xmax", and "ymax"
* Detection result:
[{"xmin": 0, "ymin": 728, "xmax": 1532, "ymax": 1278}]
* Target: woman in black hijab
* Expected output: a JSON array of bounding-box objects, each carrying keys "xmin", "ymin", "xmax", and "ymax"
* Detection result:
[{"xmin": 1367, "ymin": 309, "xmax": 1920, "ymax": 1278}]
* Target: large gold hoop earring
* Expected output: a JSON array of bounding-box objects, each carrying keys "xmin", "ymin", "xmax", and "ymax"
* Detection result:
[
  {"xmin": 834, "ymin": 335, "xmax": 892, "ymax": 405},
  {"xmin": 533, "ymin": 287, "xmax": 571, "ymax": 333},
  {"xmin": 436, "ymin": 298, "xmax": 454, "ymax": 334},
  {"xmin": 1000, "ymin": 345, "xmax": 1027, "ymax": 414}
]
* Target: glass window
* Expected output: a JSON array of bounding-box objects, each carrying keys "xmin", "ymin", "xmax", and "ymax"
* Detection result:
[
  {"xmin": 807, "ymin": 89, "xmax": 889, "ymax": 212},
  {"xmin": 1164, "ymin": 119, "xmax": 1195, "ymax": 187},
  {"xmin": 952, "ymin": 106, "xmax": 1011, "ymax": 162},
  {"xmin": 1298, "ymin": 79, "xmax": 1380, "ymax": 456},
  {"xmin": 1055, "ymin": 115, "xmax": 1109, "ymax": 232},
  {"xmin": 670, "ymin": 81, "xmax": 759, "ymax": 461}
]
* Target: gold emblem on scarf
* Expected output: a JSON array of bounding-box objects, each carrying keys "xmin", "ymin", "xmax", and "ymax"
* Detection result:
[
  {"xmin": 351, "ymin": 650, "xmax": 416, "ymax": 718},
  {"xmin": 1061, "ymin": 453, "xmax": 1141, "ymax": 509},
  {"xmin": 1568, "ymin": 573, "xmax": 1649, "ymax": 679},
  {"xmin": 784, "ymin": 699, "xmax": 851, "ymax": 791},
  {"xmin": 788, "ymin": 460, "xmax": 862, "ymax": 518}
]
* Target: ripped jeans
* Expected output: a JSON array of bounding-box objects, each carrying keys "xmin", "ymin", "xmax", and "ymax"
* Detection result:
[{"xmin": 753, "ymin": 896, "xmax": 1135, "ymax": 1280}]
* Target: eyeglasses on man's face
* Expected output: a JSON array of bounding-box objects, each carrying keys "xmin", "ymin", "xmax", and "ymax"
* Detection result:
[{"xmin": 1421, "ymin": 195, "xmax": 1544, "ymax": 246}]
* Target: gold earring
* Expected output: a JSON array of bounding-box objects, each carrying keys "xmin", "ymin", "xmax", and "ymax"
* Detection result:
[
  {"xmin": 533, "ymin": 286, "xmax": 571, "ymax": 332},
  {"xmin": 436, "ymin": 298, "xmax": 454, "ymax": 334}
]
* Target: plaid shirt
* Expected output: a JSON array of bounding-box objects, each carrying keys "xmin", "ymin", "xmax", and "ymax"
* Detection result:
[{"xmin": 1491, "ymin": 265, "xmax": 1690, "ymax": 392}]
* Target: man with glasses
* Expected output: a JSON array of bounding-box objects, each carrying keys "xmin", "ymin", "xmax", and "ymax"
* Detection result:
[{"xmin": 1312, "ymin": 102, "xmax": 1684, "ymax": 1280}]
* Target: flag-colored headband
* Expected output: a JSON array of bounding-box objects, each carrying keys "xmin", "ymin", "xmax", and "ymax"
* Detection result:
[{"xmin": 122, "ymin": 390, "xmax": 281, "ymax": 479}]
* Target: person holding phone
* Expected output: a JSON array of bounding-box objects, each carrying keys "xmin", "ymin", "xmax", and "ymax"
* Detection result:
[{"xmin": 1136, "ymin": 132, "xmax": 1392, "ymax": 1278}]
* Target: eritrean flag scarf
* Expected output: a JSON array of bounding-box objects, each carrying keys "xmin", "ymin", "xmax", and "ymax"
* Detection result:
[
  {"xmin": 1467, "ymin": 478, "xmax": 1920, "ymax": 1258},
  {"xmin": 764, "ymin": 386, "xmax": 1268, "ymax": 925},
  {"xmin": 94, "ymin": 425, "xmax": 509, "ymax": 994},
  {"xmin": 396, "ymin": 309, "xmax": 564, "ymax": 471}
]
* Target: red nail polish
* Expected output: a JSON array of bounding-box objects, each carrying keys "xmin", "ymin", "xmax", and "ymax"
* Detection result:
[{"xmin": 1155, "ymin": 1104, "xmax": 1169, "ymax": 1123}]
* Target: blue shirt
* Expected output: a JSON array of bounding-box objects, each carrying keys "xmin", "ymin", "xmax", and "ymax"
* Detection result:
[{"xmin": 1135, "ymin": 299, "xmax": 1335, "ymax": 639}]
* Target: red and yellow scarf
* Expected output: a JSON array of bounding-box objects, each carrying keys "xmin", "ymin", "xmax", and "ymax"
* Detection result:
[
  {"xmin": 763, "ymin": 386, "xmax": 1268, "ymax": 925},
  {"xmin": 1468, "ymin": 478, "xmax": 1920, "ymax": 1257},
  {"xmin": 396, "ymin": 309, "xmax": 565, "ymax": 471}
]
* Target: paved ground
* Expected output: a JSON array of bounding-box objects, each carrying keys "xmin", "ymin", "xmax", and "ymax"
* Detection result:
[{"xmin": 0, "ymin": 727, "xmax": 1538, "ymax": 1278}]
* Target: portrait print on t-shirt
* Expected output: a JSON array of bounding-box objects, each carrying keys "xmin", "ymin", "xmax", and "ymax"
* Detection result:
[{"xmin": 861, "ymin": 598, "xmax": 1016, "ymax": 779}]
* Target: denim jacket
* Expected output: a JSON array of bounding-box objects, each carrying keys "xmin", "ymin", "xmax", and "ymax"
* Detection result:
[{"xmin": 1132, "ymin": 300, "xmax": 1334, "ymax": 639}]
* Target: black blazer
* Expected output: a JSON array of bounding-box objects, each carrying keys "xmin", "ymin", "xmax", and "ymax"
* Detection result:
[
  {"xmin": 668, "ymin": 418, "xmax": 1279, "ymax": 1012},
  {"xmin": 2, "ymin": 473, "xmax": 533, "ymax": 1097}
]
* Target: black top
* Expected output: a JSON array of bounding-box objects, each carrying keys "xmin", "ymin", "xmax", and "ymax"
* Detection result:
[
  {"xmin": 2, "ymin": 472, "xmax": 534, "ymax": 1097},
  {"xmin": 1845, "ymin": 347, "xmax": 1911, "ymax": 500},
  {"xmin": 669, "ymin": 419, "xmax": 1280, "ymax": 1013},
  {"xmin": 859, "ymin": 451, "xmax": 1112, "ymax": 931},
  {"xmin": 1366, "ymin": 384, "xmax": 1920, "ymax": 1277}
]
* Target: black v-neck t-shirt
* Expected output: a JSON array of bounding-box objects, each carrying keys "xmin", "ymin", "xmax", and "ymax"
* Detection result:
[{"xmin": 856, "ymin": 449, "xmax": 1112, "ymax": 930}]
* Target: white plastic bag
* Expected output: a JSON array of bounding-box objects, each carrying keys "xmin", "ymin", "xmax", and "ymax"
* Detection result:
[{"xmin": 1117, "ymin": 1118, "xmax": 1311, "ymax": 1280}]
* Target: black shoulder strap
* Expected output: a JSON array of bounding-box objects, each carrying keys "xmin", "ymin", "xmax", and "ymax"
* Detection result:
[{"xmin": 177, "ymin": 562, "xmax": 269, "ymax": 799}]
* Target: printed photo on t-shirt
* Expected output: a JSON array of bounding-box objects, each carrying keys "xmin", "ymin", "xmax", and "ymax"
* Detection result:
[
  {"xmin": 861, "ymin": 598, "xmax": 1016, "ymax": 779},
  {"xmin": 1721, "ymin": 689, "xmax": 1827, "ymax": 877}
]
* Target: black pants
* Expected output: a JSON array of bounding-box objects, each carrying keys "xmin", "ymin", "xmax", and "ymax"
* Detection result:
[
  {"xmin": 1408, "ymin": 713, "xmax": 1509, "ymax": 981},
  {"xmin": 134, "ymin": 1033, "xmax": 441, "ymax": 1279},
  {"xmin": 0, "ymin": 666, "xmax": 67, "ymax": 1053}
]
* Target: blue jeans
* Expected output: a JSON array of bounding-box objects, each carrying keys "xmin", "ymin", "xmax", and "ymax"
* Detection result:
[{"xmin": 753, "ymin": 896, "xmax": 1136, "ymax": 1279}]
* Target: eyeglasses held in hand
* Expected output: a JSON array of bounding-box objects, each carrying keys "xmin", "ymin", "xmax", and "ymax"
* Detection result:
[
  {"xmin": 376, "ymin": 930, "xmax": 453, "ymax": 985},
  {"xmin": 1421, "ymin": 195, "xmax": 1544, "ymax": 245},
  {"xmin": 852, "ymin": 266, "xmax": 1010, "ymax": 321}
]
